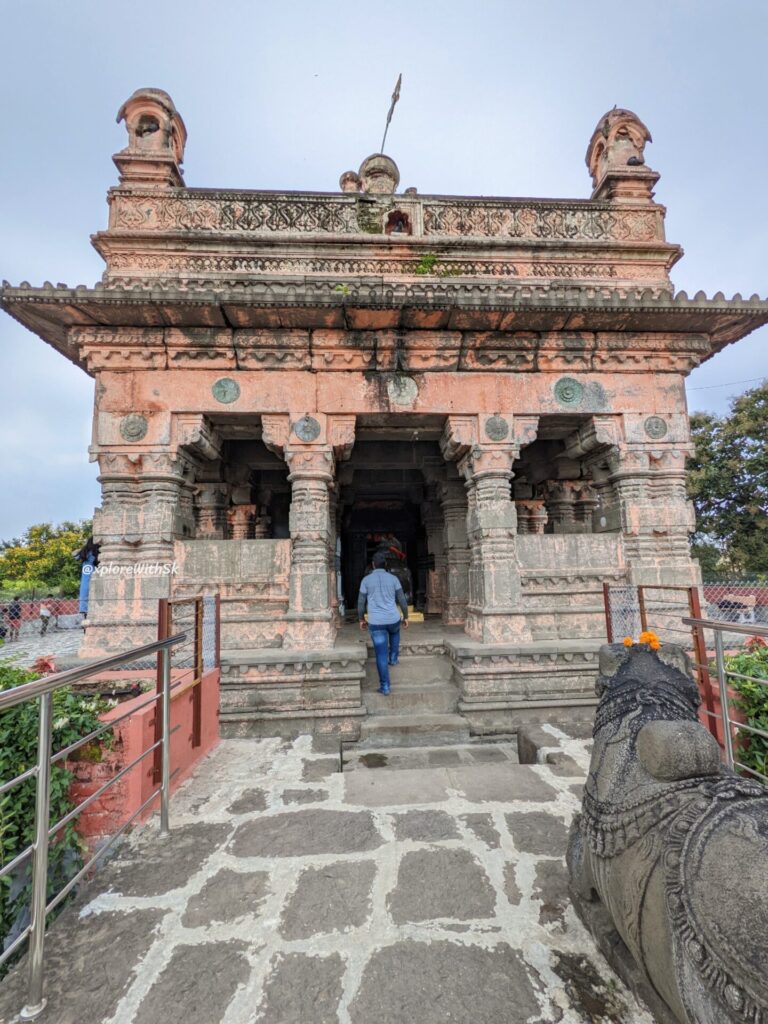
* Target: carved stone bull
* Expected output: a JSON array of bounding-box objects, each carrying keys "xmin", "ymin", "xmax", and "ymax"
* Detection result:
[{"xmin": 567, "ymin": 642, "xmax": 768, "ymax": 1024}]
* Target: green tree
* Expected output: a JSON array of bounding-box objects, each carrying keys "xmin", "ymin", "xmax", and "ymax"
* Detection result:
[
  {"xmin": 0, "ymin": 521, "xmax": 92, "ymax": 596},
  {"xmin": 688, "ymin": 381, "xmax": 768, "ymax": 577}
]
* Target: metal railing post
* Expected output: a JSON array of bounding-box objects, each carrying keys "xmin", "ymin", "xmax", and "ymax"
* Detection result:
[
  {"xmin": 20, "ymin": 693, "xmax": 53, "ymax": 1021},
  {"xmin": 714, "ymin": 628, "xmax": 735, "ymax": 769},
  {"xmin": 159, "ymin": 646, "xmax": 172, "ymax": 836},
  {"xmin": 602, "ymin": 582, "xmax": 613, "ymax": 642}
]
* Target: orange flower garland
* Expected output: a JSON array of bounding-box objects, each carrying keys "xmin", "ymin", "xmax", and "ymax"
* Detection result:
[{"xmin": 622, "ymin": 630, "xmax": 661, "ymax": 651}]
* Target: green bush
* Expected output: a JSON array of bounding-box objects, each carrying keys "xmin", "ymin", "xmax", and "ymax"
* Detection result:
[
  {"xmin": 725, "ymin": 638, "xmax": 768, "ymax": 781},
  {"xmin": 0, "ymin": 662, "xmax": 112, "ymax": 965}
]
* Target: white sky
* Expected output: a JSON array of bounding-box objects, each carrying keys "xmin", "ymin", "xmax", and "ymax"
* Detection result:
[{"xmin": 1, "ymin": 0, "xmax": 766, "ymax": 540}]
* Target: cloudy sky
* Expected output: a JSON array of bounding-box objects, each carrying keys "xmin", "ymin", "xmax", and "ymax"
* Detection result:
[{"xmin": 1, "ymin": 0, "xmax": 766, "ymax": 541}]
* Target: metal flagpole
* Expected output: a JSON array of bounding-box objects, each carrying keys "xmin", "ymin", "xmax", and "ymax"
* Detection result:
[{"xmin": 380, "ymin": 73, "xmax": 402, "ymax": 153}]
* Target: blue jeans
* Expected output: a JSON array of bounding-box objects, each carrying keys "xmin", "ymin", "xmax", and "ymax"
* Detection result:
[{"xmin": 368, "ymin": 620, "xmax": 401, "ymax": 690}]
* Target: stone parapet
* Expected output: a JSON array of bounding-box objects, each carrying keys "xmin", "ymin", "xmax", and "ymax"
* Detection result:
[{"xmin": 219, "ymin": 645, "xmax": 366, "ymax": 739}]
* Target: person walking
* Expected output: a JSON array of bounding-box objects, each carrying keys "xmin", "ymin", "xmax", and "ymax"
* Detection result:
[
  {"xmin": 7, "ymin": 596, "xmax": 22, "ymax": 642},
  {"xmin": 358, "ymin": 550, "xmax": 409, "ymax": 695},
  {"xmin": 39, "ymin": 596, "xmax": 54, "ymax": 635}
]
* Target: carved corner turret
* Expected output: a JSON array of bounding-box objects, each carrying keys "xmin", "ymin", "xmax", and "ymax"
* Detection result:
[
  {"xmin": 586, "ymin": 108, "xmax": 658, "ymax": 203},
  {"xmin": 113, "ymin": 88, "xmax": 187, "ymax": 188}
]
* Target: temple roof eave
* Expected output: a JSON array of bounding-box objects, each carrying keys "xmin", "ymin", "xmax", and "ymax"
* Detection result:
[{"xmin": 2, "ymin": 280, "xmax": 767, "ymax": 378}]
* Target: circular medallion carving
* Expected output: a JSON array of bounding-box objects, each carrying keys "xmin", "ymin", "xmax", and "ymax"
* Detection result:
[
  {"xmin": 644, "ymin": 415, "xmax": 668, "ymax": 439},
  {"xmin": 294, "ymin": 415, "xmax": 321, "ymax": 442},
  {"xmin": 554, "ymin": 377, "xmax": 584, "ymax": 406},
  {"xmin": 485, "ymin": 415, "xmax": 509, "ymax": 441},
  {"xmin": 387, "ymin": 376, "xmax": 419, "ymax": 406},
  {"xmin": 212, "ymin": 377, "xmax": 240, "ymax": 404},
  {"xmin": 119, "ymin": 414, "xmax": 148, "ymax": 443}
]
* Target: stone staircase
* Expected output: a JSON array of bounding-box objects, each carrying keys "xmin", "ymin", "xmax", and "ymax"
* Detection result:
[{"xmin": 357, "ymin": 642, "xmax": 471, "ymax": 748}]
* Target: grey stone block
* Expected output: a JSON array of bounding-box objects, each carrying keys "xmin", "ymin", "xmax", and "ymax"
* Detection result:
[
  {"xmin": 182, "ymin": 868, "xmax": 269, "ymax": 928},
  {"xmin": 256, "ymin": 952, "xmax": 345, "ymax": 1024},
  {"xmin": 280, "ymin": 861, "xmax": 376, "ymax": 939},
  {"xmin": 230, "ymin": 809, "xmax": 383, "ymax": 858},
  {"xmin": 387, "ymin": 848, "xmax": 495, "ymax": 923},
  {"xmin": 349, "ymin": 940, "xmax": 540, "ymax": 1024},
  {"xmin": 393, "ymin": 809, "xmax": 459, "ymax": 842},
  {"xmin": 0, "ymin": 907, "xmax": 165, "ymax": 1024},
  {"xmin": 227, "ymin": 787, "xmax": 267, "ymax": 814},
  {"xmin": 134, "ymin": 941, "xmax": 249, "ymax": 1024},
  {"xmin": 505, "ymin": 812, "xmax": 570, "ymax": 856},
  {"xmin": 461, "ymin": 812, "xmax": 501, "ymax": 849},
  {"xmin": 447, "ymin": 764, "xmax": 557, "ymax": 804},
  {"xmin": 105, "ymin": 823, "xmax": 231, "ymax": 897}
]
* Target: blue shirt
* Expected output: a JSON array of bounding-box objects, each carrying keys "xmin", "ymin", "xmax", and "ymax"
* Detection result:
[{"xmin": 358, "ymin": 569, "xmax": 408, "ymax": 625}]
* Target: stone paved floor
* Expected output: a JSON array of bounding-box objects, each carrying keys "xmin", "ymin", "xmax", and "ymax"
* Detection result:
[
  {"xmin": 0, "ymin": 730, "xmax": 654, "ymax": 1024},
  {"xmin": 0, "ymin": 626, "xmax": 82, "ymax": 669}
]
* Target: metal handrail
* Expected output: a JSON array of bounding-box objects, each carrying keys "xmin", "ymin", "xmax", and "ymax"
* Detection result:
[
  {"xmin": 0, "ymin": 634, "xmax": 184, "ymax": 712},
  {"xmin": 682, "ymin": 616, "xmax": 768, "ymax": 786},
  {"xmin": 681, "ymin": 617, "xmax": 768, "ymax": 638},
  {"xmin": 0, "ymin": 631, "xmax": 187, "ymax": 1020}
]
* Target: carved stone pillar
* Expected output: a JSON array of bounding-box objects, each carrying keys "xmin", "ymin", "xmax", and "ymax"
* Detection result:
[
  {"xmin": 439, "ymin": 478, "xmax": 470, "ymax": 625},
  {"xmin": 263, "ymin": 413, "xmax": 355, "ymax": 649},
  {"xmin": 195, "ymin": 482, "xmax": 229, "ymax": 539},
  {"xmin": 573, "ymin": 484, "xmax": 599, "ymax": 533},
  {"xmin": 441, "ymin": 414, "xmax": 536, "ymax": 644},
  {"xmin": 228, "ymin": 504, "xmax": 257, "ymax": 540},
  {"xmin": 82, "ymin": 448, "xmax": 197, "ymax": 655},
  {"xmin": 608, "ymin": 445, "xmax": 697, "ymax": 581},
  {"xmin": 516, "ymin": 499, "xmax": 548, "ymax": 534},
  {"xmin": 421, "ymin": 496, "xmax": 446, "ymax": 615},
  {"xmin": 544, "ymin": 480, "xmax": 579, "ymax": 533}
]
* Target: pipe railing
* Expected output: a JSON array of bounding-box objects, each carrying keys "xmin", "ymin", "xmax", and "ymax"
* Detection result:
[
  {"xmin": 0, "ymin": 632, "xmax": 186, "ymax": 1020},
  {"xmin": 682, "ymin": 616, "xmax": 768, "ymax": 786}
]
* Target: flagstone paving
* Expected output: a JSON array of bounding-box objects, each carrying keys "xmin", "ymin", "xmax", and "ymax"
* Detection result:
[
  {"xmin": 0, "ymin": 626, "xmax": 82, "ymax": 669},
  {"xmin": 0, "ymin": 730, "xmax": 655, "ymax": 1024}
]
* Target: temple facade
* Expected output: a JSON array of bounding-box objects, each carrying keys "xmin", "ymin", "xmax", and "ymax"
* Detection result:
[{"xmin": 4, "ymin": 89, "xmax": 767, "ymax": 737}]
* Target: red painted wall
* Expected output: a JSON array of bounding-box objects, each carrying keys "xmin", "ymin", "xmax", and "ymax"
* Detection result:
[{"xmin": 68, "ymin": 668, "xmax": 219, "ymax": 839}]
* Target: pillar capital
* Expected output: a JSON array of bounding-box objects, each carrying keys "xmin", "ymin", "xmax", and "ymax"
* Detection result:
[{"xmin": 262, "ymin": 413, "xmax": 356, "ymax": 463}]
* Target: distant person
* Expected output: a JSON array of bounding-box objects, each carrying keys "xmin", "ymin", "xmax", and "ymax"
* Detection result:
[
  {"xmin": 357, "ymin": 550, "xmax": 409, "ymax": 695},
  {"xmin": 39, "ymin": 596, "xmax": 54, "ymax": 635},
  {"xmin": 0, "ymin": 607, "xmax": 7, "ymax": 642},
  {"xmin": 74, "ymin": 538, "xmax": 100, "ymax": 620},
  {"xmin": 7, "ymin": 596, "xmax": 22, "ymax": 642}
]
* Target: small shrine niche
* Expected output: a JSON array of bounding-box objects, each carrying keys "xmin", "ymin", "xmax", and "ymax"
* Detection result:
[
  {"xmin": 385, "ymin": 210, "xmax": 412, "ymax": 235},
  {"xmin": 113, "ymin": 87, "xmax": 187, "ymax": 188}
]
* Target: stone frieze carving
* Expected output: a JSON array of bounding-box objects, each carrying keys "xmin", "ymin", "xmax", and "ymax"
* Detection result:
[
  {"xmin": 422, "ymin": 202, "xmax": 662, "ymax": 242},
  {"xmin": 108, "ymin": 190, "xmax": 664, "ymax": 243}
]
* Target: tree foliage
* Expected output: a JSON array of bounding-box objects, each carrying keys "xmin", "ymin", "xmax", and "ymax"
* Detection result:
[
  {"xmin": 0, "ymin": 521, "xmax": 92, "ymax": 597},
  {"xmin": 688, "ymin": 381, "xmax": 768, "ymax": 577}
]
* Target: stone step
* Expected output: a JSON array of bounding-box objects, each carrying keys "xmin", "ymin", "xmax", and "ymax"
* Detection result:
[
  {"xmin": 359, "ymin": 713, "xmax": 471, "ymax": 748},
  {"xmin": 362, "ymin": 654, "xmax": 451, "ymax": 687},
  {"xmin": 343, "ymin": 739, "xmax": 519, "ymax": 772},
  {"xmin": 363, "ymin": 682, "xmax": 460, "ymax": 716}
]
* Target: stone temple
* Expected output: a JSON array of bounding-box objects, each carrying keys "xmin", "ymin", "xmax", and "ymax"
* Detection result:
[{"xmin": 3, "ymin": 89, "xmax": 767, "ymax": 738}]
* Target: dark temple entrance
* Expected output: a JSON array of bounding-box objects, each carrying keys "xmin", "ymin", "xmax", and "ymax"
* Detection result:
[{"xmin": 338, "ymin": 420, "xmax": 446, "ymax": 617}]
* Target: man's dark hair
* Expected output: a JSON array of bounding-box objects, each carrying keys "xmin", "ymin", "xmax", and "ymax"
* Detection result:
[{"xmin": 372, "ymin": 551, "xmax": 387, "ymax": 569}]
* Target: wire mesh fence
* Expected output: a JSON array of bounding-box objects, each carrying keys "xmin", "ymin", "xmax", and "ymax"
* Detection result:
[
  {"xmin": 604, "ymin": 581, "xmax": 768, "ymax": 786},
  {"xmin": 0, "ymin": 598, "xmax": 83, "ymax": 642}
]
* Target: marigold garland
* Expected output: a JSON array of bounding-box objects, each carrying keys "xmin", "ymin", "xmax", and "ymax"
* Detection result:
[{"xmin": 622, "ymin": 630, "xmax": 661, "ymax": 651}]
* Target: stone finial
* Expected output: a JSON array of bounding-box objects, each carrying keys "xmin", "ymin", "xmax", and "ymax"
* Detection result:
[
  {"xmin": 114, "ymin": 88, "xmax": 187, "ymax": 188},
  {"xmin": 585, "ymin": 108, "xmax": 657, "ymax": 202},
  {"xmin": 358, "ymin": 153, "xmax": 400, "ymax": 194},
  {"xmin": 339, "ymin": 170, "xmax": 362, "ymax": 193}
]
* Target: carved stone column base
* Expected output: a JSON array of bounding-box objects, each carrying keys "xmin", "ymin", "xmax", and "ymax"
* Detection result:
[
  {"xmin": 283, "ymin": 611, "xmax": 337, "ymax": 650},
  {"xmin": 464, "ymin": 608, "xmax": 532, "ymax": 645}
]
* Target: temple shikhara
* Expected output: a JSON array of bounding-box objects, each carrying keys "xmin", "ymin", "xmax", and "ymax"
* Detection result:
[{"xmin": 4, "ymin": 89, "xmax": 768, "ymax": 739}]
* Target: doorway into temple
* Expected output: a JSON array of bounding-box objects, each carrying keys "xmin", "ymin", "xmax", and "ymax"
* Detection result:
[{"xmin": 337, "ymin": 417, "xmax": 445, "ymax": 618}]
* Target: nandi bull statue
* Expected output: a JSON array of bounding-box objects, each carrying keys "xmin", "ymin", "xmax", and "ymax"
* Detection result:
[{"xmin": 567, "ymin": 640, "xmax": 768, "ymax": 1024}]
